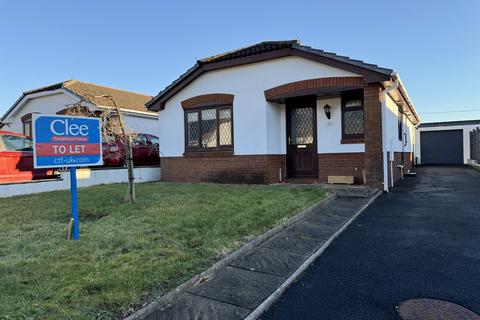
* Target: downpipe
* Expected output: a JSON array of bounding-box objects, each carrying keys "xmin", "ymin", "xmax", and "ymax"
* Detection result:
[{"xmin": 381, "ymin": 73, "xmax": 400, "ymax": 192}]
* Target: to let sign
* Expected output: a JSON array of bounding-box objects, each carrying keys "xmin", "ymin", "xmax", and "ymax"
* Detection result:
[{"xmin": 33, "ymin": 114, "xmax": 103, "ymax": 168}]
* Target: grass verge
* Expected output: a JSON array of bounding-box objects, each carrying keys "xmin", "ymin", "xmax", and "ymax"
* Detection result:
[{"xmin": 0, "ymin": 182, "xmax": 325, "ymax": 319}]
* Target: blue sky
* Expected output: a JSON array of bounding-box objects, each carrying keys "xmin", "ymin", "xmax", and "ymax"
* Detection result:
[{"xmin": 0, "ymin": 0, "xmax": 478, "ymax": 123}]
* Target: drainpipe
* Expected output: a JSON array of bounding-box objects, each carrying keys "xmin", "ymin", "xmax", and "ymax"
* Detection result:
[
  {"xmin": 380, "ymin": 73, "xmax": 400, "ymax": 192},
  {"xmin": 390, "ymin": 139, "xmax": 395, "ymax": 188}
]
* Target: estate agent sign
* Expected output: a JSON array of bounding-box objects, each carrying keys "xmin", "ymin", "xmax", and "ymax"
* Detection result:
[
  {"xmin": 33, "ymin": 115, "xmax": 102, "ymax": 168},
  {"xmin": 33, "ymin": 114, "xmax": 103, "ymax": 240}
]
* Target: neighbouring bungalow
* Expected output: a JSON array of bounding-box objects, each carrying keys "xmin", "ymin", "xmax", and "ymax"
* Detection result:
[
  {"xmin": 146, "ymin": 40, "xmax": 419, "ymax": 191},
  {"xmin": 0, "ymin": 80, "xmax": 157, "ymax": 137}
]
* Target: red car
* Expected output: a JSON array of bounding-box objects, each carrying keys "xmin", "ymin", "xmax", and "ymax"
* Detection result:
[
  {"xmin": 102, "ymin": 133, "xmax": 160, "ymax": 167},
  {"xmin": 0, "ymin": 131, "xmax": 56, "ymax": 183}
]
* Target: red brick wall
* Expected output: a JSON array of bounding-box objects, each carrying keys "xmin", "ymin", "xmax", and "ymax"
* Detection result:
[
  {"xmin": 264, "ymin": 77, "xmax": 366, "ymax": 100},
  {"xmin": 161, "ymin": 153, "xmax": 370, "ymax": 185},
  {"xmin": 161, "ymin": 154, "xmax": 286, "ymax": 184},
  {"xmin": 388, "ymin": 152, "xmax": 414, "ymax": 185},
  {"xmin": 363, "ymin": 84, "xmax": 384, "ymax": 187},
  {"xmin": 318, "ymin": 153, "xmax": 365, "ymax": 184},
  {"xmin": 181, "ymin": 94, "xmax": 234, "ymax": 110}
]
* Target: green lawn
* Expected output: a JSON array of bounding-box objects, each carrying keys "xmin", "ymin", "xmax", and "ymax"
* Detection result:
[{"xmin": 0, "ymin": 182, "xmax": 325, "ymax": 319}]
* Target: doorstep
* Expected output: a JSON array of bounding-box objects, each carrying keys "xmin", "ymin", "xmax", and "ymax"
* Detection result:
[{"xmin": 126, "ymin": 192, "xmax": 380, "ymax": 320}]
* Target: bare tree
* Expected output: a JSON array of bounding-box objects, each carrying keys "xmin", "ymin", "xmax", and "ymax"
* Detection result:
[{"xmin": 61, "ymin": 94, "xmax": 136, "ymax": 204}]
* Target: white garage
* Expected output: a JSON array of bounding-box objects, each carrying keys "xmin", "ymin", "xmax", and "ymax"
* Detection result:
[{"xmin": 415, "ymin": 120, "xmax": 480, "ymax": 165}]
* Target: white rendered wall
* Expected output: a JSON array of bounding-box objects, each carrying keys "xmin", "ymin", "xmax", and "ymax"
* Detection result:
[
  {"xmin": 266, "ymin": 101, "xmax": 286, "ymax": 154},
  {"xmin": 381, "ymin": 93, "xmax": 417, "ymax": 191},
  {"xmin": 0, "ymin": 167, "xmax": 161, "ymax": 198},
  {"xmin": 159, "ymin": 56, "xmax": 362, "ymax": 156},
  {"xmin": 383, "ymin": 93, "xmax": 416, "ymax": 156},
  {"xmin": 123, "ymin": 113, "xmax": 158, "ymax": 136},
  {"xmin": 4, "ymin": 91, "xmax": 78, "ymax": 133},
  {"xmin": 316, "ymin": 96, "xmax": 365, "ymax": 153},
  {"xmin": 415, "ymin": 124, "xmax": 480, "ymax": 164}
]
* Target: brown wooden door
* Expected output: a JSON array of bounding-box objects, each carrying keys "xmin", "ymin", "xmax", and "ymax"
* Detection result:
[{"xmin": 286, "ymin": 97, "xmax": 318, "ymax": 178}]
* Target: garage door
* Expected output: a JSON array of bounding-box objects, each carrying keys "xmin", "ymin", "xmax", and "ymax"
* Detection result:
[{"xmin": 420, "ymin": 130, "xmax": 464, "ymax": 165}]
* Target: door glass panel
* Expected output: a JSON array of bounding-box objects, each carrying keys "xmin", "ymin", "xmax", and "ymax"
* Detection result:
[{"xmin": 290, "ymin": 107, "xmax": 314, "ymax": 144}]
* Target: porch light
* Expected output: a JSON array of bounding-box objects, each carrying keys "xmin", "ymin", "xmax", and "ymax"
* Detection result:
[{"xmin": 324, "ymin": 104, "xmax": 331, "ymax": 120}]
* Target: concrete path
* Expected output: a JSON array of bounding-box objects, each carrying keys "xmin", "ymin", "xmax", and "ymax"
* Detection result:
[
  {"xmin": 144, "ymin": 195, "xmax": 373, "ymax": 320},
  {"xmin": 261, "ymin": 166, "xmax": 480, "ymax": 319}
]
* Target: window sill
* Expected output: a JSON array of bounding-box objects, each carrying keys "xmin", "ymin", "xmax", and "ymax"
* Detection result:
[
  {"xmin": 341, "ymin": 138, "xmax": 365, "ymax": 144},
  {"xmin": 183, "ymin": 150, "xmax": 234, "ymax": 157}
]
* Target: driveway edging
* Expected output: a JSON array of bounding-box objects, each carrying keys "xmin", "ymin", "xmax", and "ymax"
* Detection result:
[
  {"xmin": 244, "ymin": 189, "xmax": 383, "ymax": 320},
  {"xmin": 125, "ymin": 192, "xmax": 337, "ymax": 320}
]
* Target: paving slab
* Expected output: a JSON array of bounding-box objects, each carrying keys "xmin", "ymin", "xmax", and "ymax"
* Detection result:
[
  {"xmin": 189, "ymin": 266, "xmax": 284, "ymax": 309},
  {"xmin": 285, "ymin": 221, "xmax": 338, "ymax": 240},
  {"xmin": 229, "ymin": 247, "xmax": 305, "ymax": 277},
  {"xmin": 258, "ymin": 229, "xmax": 322, "ymax": 256},
  {"xmin": 318, "ymin": 204, "xmax": 363, "ymax": 218},
  {"xmin": 145, "ymin": 293, "xmax": 250, "ymax": 320},
  {"xmin": 302, "ymin": 210, "xmax": 349, "ymax": 228},
  {"xmin": 327, "ymin": 196, "xmax": 368, "ymax": 210},
  {"xmin": 131, "ymin": 194, "xmax": 377, "ymax": 320}
]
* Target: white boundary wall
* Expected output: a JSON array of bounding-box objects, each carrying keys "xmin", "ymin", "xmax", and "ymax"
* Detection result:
[{"xmin": 0, "ymin": 167, "xmax": 161, "ymax": 198}]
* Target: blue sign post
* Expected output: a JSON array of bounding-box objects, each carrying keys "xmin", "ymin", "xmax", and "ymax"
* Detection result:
[
  {"xmin": 70, "ymin": 167, "xmax": 80, "ymax": 240},
  {"xmin": 32, "ymin": 114, "xmax": 103, "ymax": 240}
]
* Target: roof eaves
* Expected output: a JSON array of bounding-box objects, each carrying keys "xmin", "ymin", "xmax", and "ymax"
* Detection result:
[
  {"xmin": 293, "ymin": 44, "xmax": 393, "ymax": 76},
  {"xmin": 145, "ymin": 62, "xmax": 201, "ymax": 109},
  {"xmin": 392, "ymin": 73, "xmax": 420, "ymax": 124},
  {"xmin": 60, "ymin": 85, "xmax": 95, "ymax": 105},
  {"xmin": 0, "ymin": 93, "xmax": 26, "ymax": 122},
  {"xmin": 1, "ymin": 82, "xmax": 71, "ymax": 122}
]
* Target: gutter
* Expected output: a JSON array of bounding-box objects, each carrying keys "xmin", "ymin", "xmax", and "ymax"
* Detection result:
[
  {"xmin": 393, "ymin": 74, "xmax": 420, "ymax": 125},
  {"xmin": 97, "ymin": 105, "xmax": 158, "ymax": 118}
]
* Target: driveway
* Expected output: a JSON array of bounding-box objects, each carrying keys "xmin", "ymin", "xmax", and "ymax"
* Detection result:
[{"xmin": 261, "ymin": 166, "xmax": 480, "ymax": 319}]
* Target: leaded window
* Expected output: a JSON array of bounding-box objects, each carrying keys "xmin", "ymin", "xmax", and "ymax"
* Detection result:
[
  {"xmin": 187, "ymin": 112, "xmax": 199, "ymax": 147},
  {"xmin": 341, "ymin": 90, "xmax": 364, "ymax": 139},
  {"xmin": 185, "ymin": 106, "xmax": 233, "ymax": 151}
]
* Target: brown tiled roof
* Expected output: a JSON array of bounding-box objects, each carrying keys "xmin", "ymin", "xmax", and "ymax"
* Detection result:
[
  {"xmin": 26, "ymin": 80, "xmax": 154, "ymax": 113},
  {"xmin": 199, "ymin": 40, "xmax": 299, "ymax": 64},
  {"xmin": 64, "ymin": 80, "xmax": 153, "ymax": 113},
  {"xmin": 146, "ymin": 40, "xmax": 394, "ymax": 110},
  {"xmin": 198, "ymin": 40, "xmax": 393, "ymax": 75}
]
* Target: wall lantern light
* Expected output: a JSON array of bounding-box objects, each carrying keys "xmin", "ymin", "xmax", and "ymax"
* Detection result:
[{"xmin": 324, "ymin": 104, "xmax": 331, "ymax": 120}]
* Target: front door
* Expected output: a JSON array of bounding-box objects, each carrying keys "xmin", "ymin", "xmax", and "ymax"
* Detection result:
[{"xmin": 286, "ymin": 96, "xmax": 318, "ymax": 178}]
